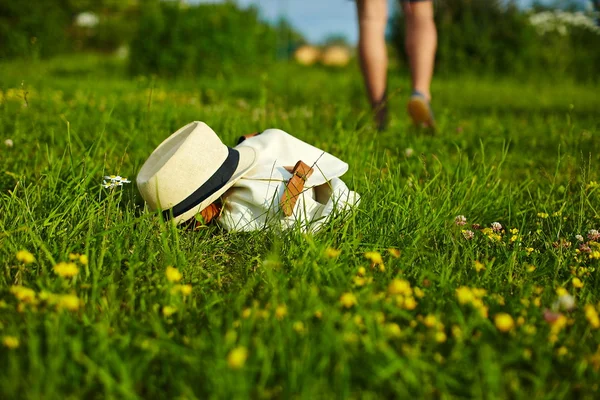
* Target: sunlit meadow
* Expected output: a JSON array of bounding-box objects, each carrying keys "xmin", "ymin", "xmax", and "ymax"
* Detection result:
[{"xmin": 1, "ymin": 55, "xmax": 600, "ymax": 398}]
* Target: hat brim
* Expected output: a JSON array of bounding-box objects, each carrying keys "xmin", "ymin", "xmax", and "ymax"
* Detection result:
[{"xmin": 171, "ymin": 146, "xmax": 257, "ymax": 225}]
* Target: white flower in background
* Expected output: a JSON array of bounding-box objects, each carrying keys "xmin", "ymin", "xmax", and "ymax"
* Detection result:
[
  {"xmin": 404, "ymin": 148, "xmax": 414, "ymax": 157},
  {"xmin": 4, "ymin": 139, "xmax": 13, "ymax": 148},
  {"xmin": 529, "ymin": 10, "xmax": 600, "ymax": 36},
  {"xmin": 75, "ymin": 12, "xmax": 99, "ymax": 28},
  {"xmin": 462, "ymin": 229, "xmax": 475, "ymax": 240},
  {"xmin": 491, "ymin": 222, "xmax": 503, "ymax": 232},
  {"xmin": 454, "ymin": 215, "xmax": 467, "ymax": 226},
  {"xmin": 102, "ymin": 175, "xmax": 131, "ymax": 189}
]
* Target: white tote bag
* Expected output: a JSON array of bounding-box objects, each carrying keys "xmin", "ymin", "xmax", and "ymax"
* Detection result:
[{"xmin": 217, "ymin": 129, "xmax": 360, "ymax": 233}]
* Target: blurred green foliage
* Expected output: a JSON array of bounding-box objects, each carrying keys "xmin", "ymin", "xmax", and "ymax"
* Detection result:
[
  {"xmin": 391, "ymin": 0, "xmax": 600, "ymax": 82},
  {"xmin": 0, "ymin": 1, "xmax": 71, "ymax": 60},
  {"xmin": 128, "ymin": 1, "xmax": 304, "ymax": 78}
]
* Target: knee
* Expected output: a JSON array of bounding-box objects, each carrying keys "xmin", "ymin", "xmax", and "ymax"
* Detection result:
[
  {"xmin": 402, "ymin": 1, "xmax": 434, "ymax": 22},
  {"xmin": 357, "ymin": 0, "xmax": 388, "ymax": 23}
]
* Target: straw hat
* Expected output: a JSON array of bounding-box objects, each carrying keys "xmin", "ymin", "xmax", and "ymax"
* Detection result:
[
  {"xmin": 294, "ymin": 45, "xmax": 321, "ymax": 66},
  {"xmin": 321, "ymin": 45, "xmax": 351, "ymax": 67},
  {"xmin": 137, "ymin": 121, "xmax": 257, "ymax": 224}
]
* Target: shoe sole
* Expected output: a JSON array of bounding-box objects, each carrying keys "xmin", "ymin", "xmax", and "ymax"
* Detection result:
[{"xmin": 407, "ymin": 97, "xmax": 435, "ymax": 129}]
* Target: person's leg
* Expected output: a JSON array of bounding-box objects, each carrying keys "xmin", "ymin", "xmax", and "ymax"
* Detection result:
[
  {"xmin": 403, "ymin": 0, "xmax": 436, "ymax": 102},
  {"xmin": 356, "ymin": 0, "xmax": 389, "ymax": 130}
]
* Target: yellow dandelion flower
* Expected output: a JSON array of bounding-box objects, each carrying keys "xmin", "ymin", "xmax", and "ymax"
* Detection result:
[
  {"xmin": 537, "ymin": 212, "xmax": 549, "ymax": 219},
  {"xmin": 394, "ymin": 295, "xmax": 405, "ymax": 308},
  {"xmin": 179, "ymin": 284, "xmax": 192, "ymax": 295},
  {"xmin": 451, "ymin": 325, "xmax": 462, "ymax": 340},
  {"xmin": 584, "ymin": 305, "xmax": 600, "ymax": 329},
  {"xmin": 523, "ymin": 324, "xmax": 536, "ymax": 335},
  {"xmin": 572, "ymin": 277, "xmax": 583, "ymax": 289},
  {"xmin": 388, "ymin": 248, "xmax": 401, "ymax": 258},
  {"xmin": 16, "ymin": 250, "xmax": 35, "ymax": 264},
  {"xmin": 474, "ymin": 261, "xmax": 486, "ymax": 273},
  {"xmin": 491, "ymin": 294, "xmax": 505, "ymax": 305},
  {"xmin": 68, "ymin": 253, "xmax": 79, "ymax": 261},
  {"xmin": 324, "ymin": 247, "xmax": 341, "ymax": 258},
  {"xmin": 423, "ymin": 314, "xmax": 437, "ymax": 328},
  {"xmin": 388, "ymin": 279, "xmax": 412, "ymax": 296},
  {"xmin": 171, "ymin": 284, "xmax": 193, "ymax": 296},
  {"xmin": 472, "ymin": 288, "xmax": 487, "ymax": 298},
  {"xmin": 364, "ymin": 251, "xmax": 383, "ymax": 265},
  {"xmin": 414, "ymin": 287, "xmax": 424, "ymax": 298},
  {"xmin": 165, "ymin": 266, "xmax": 182, "ymax": 282},
  {"xmin": 314, "ymin": 310, "xmax": 323, "ymax": 319},
  {"xmin": 356, "ymin": 276, "xmax": 373, "ymax": 286},
  {"xmin": 526, "ymin": 264, "xmax": 536, "ymax": 273},
  {"xmin": 589, "ymin": 251, "xmax": 600, "ymax": 260},
  {"xmin": 557, "ymin": 346, "xmax": 568, "ymax": 357},
  {"xmin": 403, "ymin": 296, "xmax": 417, "ymax": 310},
  {"xmin": 56, "ymin": 294, "xmax": 80, "ymax": 311},
  {"xmin": 241, "ymin": 308, "xmax": 252, "ymax": 319},
  {"xmin": 357, "ymin": 266, "xmax": 366, "ymax": 277},
  {"xmin": 556, "ymin": 287, "xmax": 568, "ymax": 297},
  {"xmin": 526, "ymin": 247, "xmax": 534, "ymax": 255},
  {"xmin": 275, "ymin": 305, "xmax": 288, "ymax": 320},
  {"xmin": 456, "ymin": 286, "xmax": 474, "ymax": 304},
  {"xmin": 2, "ymin": 336, "xmax": 19, "ymax": 349},
  {"xmin": 494, "ymin": 313, "xmax": 514, "ymax": 332},
  {"xmin": 227, "ymin": 346, "xmax": 248, "ymax": 369},
  {"xmin": 10, "ymin": 286, "xmax": 36, "ymax": 303},
  {"xmin": 385, "ymin": 323, "xmax": 402, "ymax": 338},
  {"xmin": 435, "ymin": 331, "xmax": 447, "ymax": 343},
  {"xmin": 293, "ymin": 321, "xmax": 305, "ymax": 334},
  {"xmin": 162, "ymin": 305, "xmax": 177, "ymax": 317},
  {"xmin": 79, "ymin": 254, "xmax": 88, "ymax": 265},
  {"xmin": 510, "ymin": 228, "xmax": 519, "ymax": 234},
  {"xmin": 53, "ymin": 262, "xmax": 79, "ymax": 278},
  {"xmin": 339, "ymin": 292, "xmax": 357, "ymax": 308}
]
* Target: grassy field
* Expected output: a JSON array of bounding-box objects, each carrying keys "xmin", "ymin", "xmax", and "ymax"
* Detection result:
[{"xmin": 1, "ymin": 54, "xmax": 600, "ymax": 399}]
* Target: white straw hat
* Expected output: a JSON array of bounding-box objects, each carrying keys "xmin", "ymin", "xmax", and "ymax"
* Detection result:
[{"xmin": 136, "ymin": 121, "xmax": 257, "ymax": 224}]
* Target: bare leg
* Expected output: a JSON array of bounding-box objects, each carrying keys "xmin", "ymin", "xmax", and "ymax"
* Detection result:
[
  {"xmin": 356, "ymin": 0, "xmax": 388, "ymax": 129},
  {"xmin": 403, "ymin": 1, "xmax": 437, "ymax": 102}
]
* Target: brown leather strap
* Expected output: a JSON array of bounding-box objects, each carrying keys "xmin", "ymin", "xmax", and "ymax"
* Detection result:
[
  {"xmin": 237, "ymin": 132, "xmax": 261, "ymax": 144},
  {"xmin": 280, "ymin": 160, "xmax": 314, "ymax": 217},
  {"xmin": 183, "ymin": 202, "xmax": 222, "ymax": 230}
]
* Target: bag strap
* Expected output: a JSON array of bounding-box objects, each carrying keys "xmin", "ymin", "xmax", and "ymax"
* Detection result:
[{"xmin": 280, "ymin": 160, "xmax": 314, "ymax": 217}]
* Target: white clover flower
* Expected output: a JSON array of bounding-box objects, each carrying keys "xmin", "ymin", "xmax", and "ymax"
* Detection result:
[
  {"xmin": 102, "ymin": 175, "xmax": 131, "ymax": 189},
  {"xmin": 455, "ymin": 215, "xmax": 467, "ymax": 226},
  {"xmin": 4, "ymin": 139, "xmax": 13, "ymax": 148},
  {"xmin": 554, "ymin": 293, "xmax": 576, "ymax": 312},
  {"xmin": 75, "ymin": 12, "xmax": 99, "ymax": 28},
  {"xmin": 575, "ymin": 234, "xmax": 584, "ymax": 242},
  {"xmin": 462, "ymin": 229, "xmax": 475, "ymax": 240},
  {"xmin": 491, "ymin": 222, "xmax": 502, "ymax": 232},
  {"xmin": 588, "ymin": 229, "xmax": 600, "ymax": 241},
  {"xmin": 404, "ymin": 148, "xmax": 414, "ymax": 157}
]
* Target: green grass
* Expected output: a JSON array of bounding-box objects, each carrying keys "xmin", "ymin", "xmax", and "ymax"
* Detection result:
[{"xmin": 1, "ymin": 54, "xmax": 600, "ymax": 399}]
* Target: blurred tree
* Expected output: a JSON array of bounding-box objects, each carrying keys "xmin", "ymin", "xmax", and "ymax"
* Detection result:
[{"xmin": 128, "ymin": 1, "xmax": 305, "ymax": 77}]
